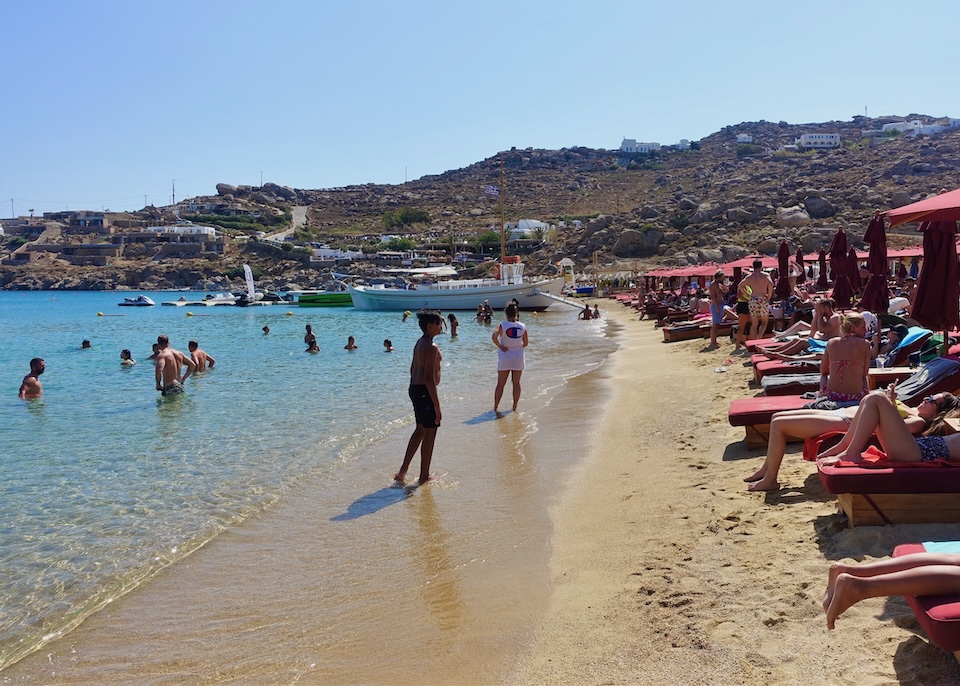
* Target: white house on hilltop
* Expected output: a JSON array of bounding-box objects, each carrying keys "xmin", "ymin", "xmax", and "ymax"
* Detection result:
[
  {"xmin": 796, "ymin": 133, "xmax": 841, "ymax": 148},
  {"xmin": 505, "ymin": 218, "xmax": 551, "ymax": 241},
  {"xmin": 620, "ymin": 138, "xmax": 662, "ymax": 153}
]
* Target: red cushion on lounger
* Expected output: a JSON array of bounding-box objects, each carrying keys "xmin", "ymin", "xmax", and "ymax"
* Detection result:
[
  {"xmin": 817, "ymin": 459, "xmax": 960, "ymax": 494},
  {"xmin": 727, "ymin": 396, "xmax": 809, "ymax": 426},
  {"xmin": 893, "ymin": 543, "xmax": 960, "ymax": 652}
]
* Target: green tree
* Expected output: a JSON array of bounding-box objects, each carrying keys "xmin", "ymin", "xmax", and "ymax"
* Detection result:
[
  {"xmin": 382, "ymin": 207, "xmax": 431, "ymax": 228},
  {"xmin": 384, "ymin": 237, "xmax": 416, "ymax": 251}
]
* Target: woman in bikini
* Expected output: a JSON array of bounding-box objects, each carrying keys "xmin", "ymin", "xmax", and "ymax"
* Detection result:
[
  {"xmin": 817, "ymin": 313, "xmax": 871, "ymax": 404},
  {"xmin": 818, "ymin": 388, "xmax": 960, "ymax": 465},
  {"xmin": 745, "ymin": 386, "xmax": 957, "ymax": 491}
]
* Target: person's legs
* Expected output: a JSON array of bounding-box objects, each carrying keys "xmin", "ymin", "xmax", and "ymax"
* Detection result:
[
  {"xmin": 735, "ymin": 313, "xmax": 750, "ymax": 350},
  {"xmin": 494, "ymin": 370, "xmax": 510, "ymax": 412},
  {"xmin": 395, "ymin": 425, "xmax": 424, "ymax": 481},
  {"xmin": 826, "ymin": 562, "xmax": 960, "ymax": 629},
  {"xmin": 747, "ymin": 414, "xmax": 845, "ymax": 489},
  {"xmin": 820, "ymin": 392, "xmax": 919, "ymax": 463},
  {"xmin": 510, "ymin": 370, "xmax": 523, "ymax": 411},
  {"xmin": 417, "ymin": 427, "xmax": 437, "ymax": 483}
]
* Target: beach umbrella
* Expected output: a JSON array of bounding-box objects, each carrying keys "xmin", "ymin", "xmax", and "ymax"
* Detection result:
[
  {"xmin": 858, "ymin": 214, "xmax": 890, "ymax": 315},
  {"xmin": 848, "ymin": 246, "xmax": 861, "ymax": 294},
  {"xmin": 807, "ymin": 265, "xmax": 814, "ymax": 279},
  {"xmin": 730, "ymin": 266, "xmax": 742, "ymax": 297},
  {"xmin": 909, "ymin": 256, "xmax": 919, "ymax": 278},
  {"xmin": 911, "ymin": 220, "xmax": 960, "ymax": 338},
  {"xmin": 828, "ymin": 226, "xmax": 854, "ymax": 309},
  {"xmin": 898, "ymin": 262, "xmax": 908, "ymax": 280},
  {"xmin": 816, "ymin": 249, "xmax": 829, "ymax": 289},
  {"xmin": 775, "ymin": 241, "xmax": 791, "ymax": 300},
  {"xmin": 885, "ymin": 187, "xmax": 960, "ymax": 226},
  {"xmin": 795, "ymin": 248, "xmax": 806, "ymax": 285}
]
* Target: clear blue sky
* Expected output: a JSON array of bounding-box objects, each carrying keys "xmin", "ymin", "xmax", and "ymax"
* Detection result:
[{"xmin": 3, "ymin": 0, "xmax": 959, "ymax": 215}]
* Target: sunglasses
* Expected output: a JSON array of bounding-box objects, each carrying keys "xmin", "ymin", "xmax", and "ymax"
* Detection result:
[{"xmin": 924, "ymin": 396, "xmax": 943, "ymax": 410}]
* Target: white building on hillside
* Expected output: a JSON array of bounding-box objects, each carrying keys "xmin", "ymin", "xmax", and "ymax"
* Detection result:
[
  {"xmin": 882, "ymin": 121, "xmax": 917, "ymax": 134},
  {"xmin": 620, "ymin": 138, "xmax": 662, "ymax": 153},
  {"xmin": 736, "ymin": 134, "xmax": 753, "ymax": 143},
  {"xmin": 796, "ymin": 133, "xmax": 841, "ymax": 148}
]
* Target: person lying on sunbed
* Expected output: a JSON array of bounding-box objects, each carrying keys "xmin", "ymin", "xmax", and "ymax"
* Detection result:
[
  {"xmin": 745, "ymin": 382, "xmax": 958, "ymax": 491},
  {"xmin": 759, "ymin": 298, "xmax": 840, "ymax": 358},
  {"xmin": 825, "ymin": 551, "xmax": 960, "ymax": 630},
  {"xmin": 818, "ymin": 388, "xmax": 960, "ymax": 465}
]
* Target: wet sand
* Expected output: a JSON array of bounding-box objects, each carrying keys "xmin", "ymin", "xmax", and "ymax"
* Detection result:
[{"xmin": 6, "ymin": 302, "xmax": 960, "ymax": 684}]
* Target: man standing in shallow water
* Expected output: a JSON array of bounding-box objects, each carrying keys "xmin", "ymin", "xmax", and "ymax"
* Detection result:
[
  {"xmin": 19, "ymin": 358, "xmax": 44, "ymax": 399},
  {"xmin": 155, "ymin": 334, "xmax": 197, "ymax": 396},
  {"xmin": 394, "ymin": 311, "xmax": 443, "ymax": 486}
]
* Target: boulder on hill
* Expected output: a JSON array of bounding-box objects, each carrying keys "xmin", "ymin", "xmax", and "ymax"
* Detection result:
[
  {"xmin": 802, "ymin": 196, "xmax": 837, "ymax": 219},
  {"xmin": 691, "ymin": 201, "xmax": 725, "ymax": 224},
  {"xmin": 216, "ymin": 183, "xmax": 237, "ymax": 196},
  {"xmin": 777, "ymin": 206, "xmax": 812, "ymax": 228}
]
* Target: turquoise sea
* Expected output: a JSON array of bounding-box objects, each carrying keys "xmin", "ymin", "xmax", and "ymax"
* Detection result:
[{"xmin": 0, "ymin": 291, "xmax": 617, "ymax": 676}]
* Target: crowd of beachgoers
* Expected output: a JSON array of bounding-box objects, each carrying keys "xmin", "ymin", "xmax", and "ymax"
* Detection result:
[{"xmin": 622, "ymin": 257, "xmax": 960, "ymax": 658}]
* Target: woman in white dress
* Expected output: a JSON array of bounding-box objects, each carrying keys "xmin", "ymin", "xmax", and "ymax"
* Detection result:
[{"xmin": 492, "ymin": 303, "xmax": 528, "ymax": 413}]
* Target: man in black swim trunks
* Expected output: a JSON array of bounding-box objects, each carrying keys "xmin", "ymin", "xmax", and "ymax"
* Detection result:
[{"xmin": 394, "ymin": 311, "xmax": 444, "ymax": 485}]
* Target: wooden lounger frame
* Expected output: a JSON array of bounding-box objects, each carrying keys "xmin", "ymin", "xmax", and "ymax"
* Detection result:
[{"xmin": 835, "ymin": 493, "xmax": 960, "ymax": 527}]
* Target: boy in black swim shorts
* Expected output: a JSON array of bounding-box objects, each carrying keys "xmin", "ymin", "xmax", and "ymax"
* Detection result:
[{"xmin": 394, "ymin": 311, "xmax": 444, "ymax": 485}]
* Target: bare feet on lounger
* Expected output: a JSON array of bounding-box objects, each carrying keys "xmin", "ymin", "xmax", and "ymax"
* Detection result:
[{"xmin": 747, "ymin": 478, "xmax": 780, "ymax": 491}]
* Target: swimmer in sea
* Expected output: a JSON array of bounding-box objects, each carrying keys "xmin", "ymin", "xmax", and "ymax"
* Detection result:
[
  {"xmin": 383, "ymin": 339, "xmax": 394, "ymax": 352},
  {"xmin": 19, "ymin": 358, "xmax": 44, "ymax": 399},
  {"xmin": 344, "ymin": 336, "xmax": 358, "ymax": 351},
  {"xmin": 120, "ymin": 349, "xmax": 136, "ymax": 366},
  {"xmin": 155, "ymin": 335, "xmax": 196, "ymax": 396},
  {"xmin": 394, "ymin": 311, "xmax": 443, "ymax": 486}
]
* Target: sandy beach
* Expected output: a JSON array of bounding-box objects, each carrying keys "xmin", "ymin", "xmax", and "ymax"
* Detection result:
[
  {"xmin": 513, "ymin": 302, "xmax": 960, "ymax": 685},
  {"xmin": 5, "ymin": 301, "xmax": 960, "ymax": 685}
]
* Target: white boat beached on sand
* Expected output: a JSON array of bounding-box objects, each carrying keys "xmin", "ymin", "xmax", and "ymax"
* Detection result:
[{"xmin": 348, "ymin": 258, "xmax": 565, "ymax": 311}]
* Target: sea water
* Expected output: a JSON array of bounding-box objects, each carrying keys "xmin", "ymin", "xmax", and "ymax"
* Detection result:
[{"xmin": 0, "ymin": 291, "xmax": 617, "ymax": 673}]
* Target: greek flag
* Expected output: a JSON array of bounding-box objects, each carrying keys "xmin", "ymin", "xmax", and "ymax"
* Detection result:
[{"xmin": 483, "ymin": 185, "xmax": 499, "ymax": 197}]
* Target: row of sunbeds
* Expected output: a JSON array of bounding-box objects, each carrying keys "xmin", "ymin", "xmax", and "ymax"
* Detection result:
[{"xmin": 612, "ymin": 290, "xmax": 960, "ymax": 659}]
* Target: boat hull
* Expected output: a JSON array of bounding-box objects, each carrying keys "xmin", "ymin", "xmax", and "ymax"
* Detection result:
[
  {"xmin": 348, "ymin": 277, "xmax": 564, "ymax": 311},
  {"xmin": 297, "ymin": 293, "xmax": 354, "ymax": 307}
]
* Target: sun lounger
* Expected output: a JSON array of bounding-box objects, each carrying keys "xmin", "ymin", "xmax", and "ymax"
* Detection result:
[
  {"xmin": 662, "ymin": 319, "xmax": 734, "ymax": 342},
  {"xmin": 760, "ymin": 373, "xmax": 821, "ymax": 395},
  {"xmin": 892, "ymin": 542, "xmax": 960, "ymax": 657},
  {"xmin": 818, "ymin": 457, "xmax": 960, "ymax": 526},
  {"xmin": 728, "ymin": 356, "xmax": 960, "ymax": 447}
]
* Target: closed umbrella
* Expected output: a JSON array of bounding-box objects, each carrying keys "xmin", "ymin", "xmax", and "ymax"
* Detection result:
[
  {"xmin": 848, "ymin": 246, "xmax": 861, "ymax": 294},
  {"xmin": 909, "ymin": 256, "xmax": 919, "ymax": 278},
  {"xmin": 795, "ymin": 248, "xmax": 806, "ymax": 285},
  {"xmin": 911, "ymin": 220, "xmax": 960, "ymax": 340},
  {"xmin": 775, "ymin": 241, "xmax": 791, "ymax": 300},
  {"xmin": 816, "ymin": 249, "xmax": 829, "ymax": 289},
  {"xmin": 898, "ymin": 262, "xmax": 908, "ymax": 280},
  {"xmin": 828, "ymin": 227, "xmax": 854, "ymax": 309},
  {"xmin": 858, "ymin": 214, "xmax": 890, "ymax": 315}
]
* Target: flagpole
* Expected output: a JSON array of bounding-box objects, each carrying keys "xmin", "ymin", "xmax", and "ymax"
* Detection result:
[{"xmin": 499, "ymin": 157, "xmax": 506, "ymax": 269}]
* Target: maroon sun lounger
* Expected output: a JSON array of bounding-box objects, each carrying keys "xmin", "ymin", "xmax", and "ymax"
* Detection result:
[
  {"xmin": 817, "ymin": 458, "xmax": 960, "ymax": 526},
  {"xmin": 892, "ymin": 543, "xmax": 960, "ymax": 657}
]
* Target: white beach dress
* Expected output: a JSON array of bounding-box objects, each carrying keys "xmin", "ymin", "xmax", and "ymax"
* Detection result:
[{"xmin": 496, "ymin": 319, "xmax": 527, "ymax": 371}]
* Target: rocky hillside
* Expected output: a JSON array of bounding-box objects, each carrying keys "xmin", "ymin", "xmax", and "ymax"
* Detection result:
[{"xmin": 3, "ymin": 114, "xmax": 958, "ymax": 290}]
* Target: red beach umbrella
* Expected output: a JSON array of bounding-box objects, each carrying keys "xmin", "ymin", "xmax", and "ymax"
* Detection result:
[
  {"xmin": 858, "ymin": 214, "xmax": 890, "ymax": 315},
  {"xmin": 816, "ymin": 249, "xmax": 829, "ymax": 289},
  {"xmin": 912, "ymin": 220, "xmax": 960, "ymax": 334},
  {"xmin": 775, "ymin": 241, "xmax": 791, "ymax": 300},
  {"xmin": 885, "ymin": 187, "xmax": 960, "ymax": 226},
  {"xmin": 848, "ymin": 246, "xmax": 861, "ymax": 294},
  {"xmin": 795, "ymin": 248, "xmax": 806, "ymax": 285},
  {"xmin": 828, "ymin": 226, "xmax": 854, "ymax": 309}
]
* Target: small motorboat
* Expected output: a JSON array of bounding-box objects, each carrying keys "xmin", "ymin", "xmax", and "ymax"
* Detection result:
[{"xmin": 118, "ymin": 295, "xmax": 156, "ymax": 307}]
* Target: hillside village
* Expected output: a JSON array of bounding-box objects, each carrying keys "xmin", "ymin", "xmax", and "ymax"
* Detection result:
[{"xmin": 2, "ymin": 113, "xmax": 959, "ymax": 291}]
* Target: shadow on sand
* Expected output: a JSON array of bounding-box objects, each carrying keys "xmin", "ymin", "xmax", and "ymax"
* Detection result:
[
  {"xmin": 330, "ymin": 486, "xmax": 412, "ymax": 521},
  {"xmin": 463, "ymin": 410, "xmax": 507, "ymax": 424}
]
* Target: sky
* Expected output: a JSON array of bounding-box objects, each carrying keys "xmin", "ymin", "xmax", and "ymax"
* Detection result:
[{"xmin": 3, "ymin": 0, "xmax": 960, "ymax": 215}]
